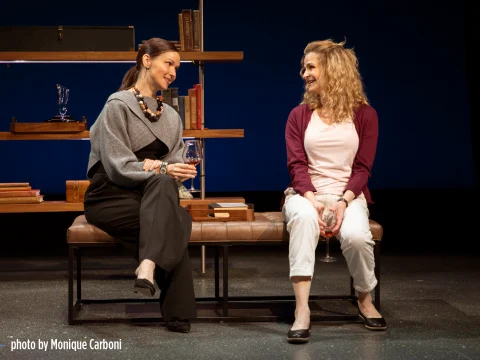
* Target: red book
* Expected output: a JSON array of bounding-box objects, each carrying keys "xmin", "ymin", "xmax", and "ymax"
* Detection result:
[
  {"xmin": 188, "ymin": 88, "xmax": 197, "ymax": 130},
  {"xmin": 194, "ymin": 83, "xmax": 203, "ymax": 129}
]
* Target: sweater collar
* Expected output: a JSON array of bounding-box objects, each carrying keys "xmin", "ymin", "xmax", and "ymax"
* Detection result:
[{"xmin": 108, "ymin": 90, "xmax": 162, "ymax": 128}]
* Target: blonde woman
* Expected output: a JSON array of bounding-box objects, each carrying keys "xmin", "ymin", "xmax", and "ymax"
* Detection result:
[{"xmin": 283, "ymin": 39, "xmax": 386, "ymax": 344}]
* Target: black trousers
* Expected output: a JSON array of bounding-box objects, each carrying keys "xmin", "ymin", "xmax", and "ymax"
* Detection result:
[{"xmin": 84, "ymin": 172, "xmax": 197, "ymax": 321}]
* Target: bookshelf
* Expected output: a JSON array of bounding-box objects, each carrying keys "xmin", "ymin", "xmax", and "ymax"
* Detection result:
[{"xmin": 0, "ymin": 4, "xmax": 243, "ymax": 200}]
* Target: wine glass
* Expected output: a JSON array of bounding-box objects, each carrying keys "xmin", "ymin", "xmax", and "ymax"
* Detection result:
[
  {"xmin": 319, "ymin": 208, "xmax": 337, "ymax": 262},
  {"xmin": 182, "ymin": 139, "xmax": 202, "ymax": 193}
]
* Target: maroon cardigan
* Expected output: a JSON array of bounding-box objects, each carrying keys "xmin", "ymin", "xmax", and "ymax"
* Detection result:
[{"xmin": 284, "ymin": 103, "xmax": 378, "ymax": 205}]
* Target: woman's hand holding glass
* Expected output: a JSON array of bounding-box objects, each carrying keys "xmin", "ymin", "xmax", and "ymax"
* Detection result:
[
  {"xmin": 311, "ymin": 200, "xmax": 328, "ymax": 228},
  {"xmin": 320, "ymin": 202, "xmax": 346, "ymax": 238},
  {"xmin": 142, "ymin": 158, "xmax": 196, "ymax": 181},
  {"xmin": 166, "ymin": 163, "xmax": 197, "ymax": 181},
  {"xmin": 303, "ymin": 192, "xmax": 328, "ymax": 228}
]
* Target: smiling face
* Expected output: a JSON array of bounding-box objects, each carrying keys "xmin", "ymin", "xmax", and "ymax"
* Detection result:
[
  {"xmin": 143, "ymin": 51, "xmax": 181, "ymax": 91},
  {"xmin": 301, "ymin": 52, "xmax": 322, "ymax": 93}
]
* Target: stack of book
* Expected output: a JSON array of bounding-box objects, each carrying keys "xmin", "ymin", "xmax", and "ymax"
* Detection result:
[
  {"xmin": 178, "ymin": 9, "xmax": 201, "ymax": 51},
  {"xmin": 139, "ymin": 8, "xmax": 201, "ymax": 52},
  {"xmin": 208, "ymin": 202, "xmax": 248, "ymax": 218},
  {"xmin": 0, "ymin": 183, "xmax": 44, "ymax": 204},
  {"xmin": 161, "ymin": 84, "xmax": 203, "ymax": 130}
]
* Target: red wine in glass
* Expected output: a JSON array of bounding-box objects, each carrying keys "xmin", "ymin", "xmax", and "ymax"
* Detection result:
[
  {"xmin": 185, "ymin": 158, "xmax": 201, "ymax": 166},
  {"xmin": 319, "ymin": 209, "xmax": 337, "ymax": 262},
  {"xmin": 182, "ymin": 139, "xmax": 202, "ymax": 192}
]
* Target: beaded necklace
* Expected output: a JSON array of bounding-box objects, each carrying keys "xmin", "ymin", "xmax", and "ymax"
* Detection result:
[{"xmin": 133, "ymin": 87, "xmax": 163, "ymax": 122}]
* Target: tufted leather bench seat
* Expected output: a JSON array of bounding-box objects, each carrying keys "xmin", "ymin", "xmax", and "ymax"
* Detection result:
[
  {"xmin": 67, "ymin": 213, "xmax": 383, "ymax": 244},
  {"xmin": 67, "ymin": 213, "xmax": 383, "ymax": 324}
]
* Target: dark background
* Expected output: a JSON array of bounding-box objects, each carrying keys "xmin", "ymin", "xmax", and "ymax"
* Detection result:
[{"xmin": 0, "ymin": 0, "xmax": 477, "ymax": 255}]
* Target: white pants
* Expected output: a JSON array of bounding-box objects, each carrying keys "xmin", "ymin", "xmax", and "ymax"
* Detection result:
[{"xmin": 282, "ymin": 189, "xmax": 378, "ymax": 293}]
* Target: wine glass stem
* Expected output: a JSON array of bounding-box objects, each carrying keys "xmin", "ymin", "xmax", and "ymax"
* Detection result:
[
  {"xmin": 325, "ymin": 237, "xmax": 330, "ymax": 257},
  {"xmin": 190, "ymin": 178, "xmax": 195, "ymax": 191}
]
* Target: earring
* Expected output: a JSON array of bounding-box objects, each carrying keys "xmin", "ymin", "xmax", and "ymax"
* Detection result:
[{"xmin": 146, "ymin": 66, "xmax": 150, "ymax": 70}]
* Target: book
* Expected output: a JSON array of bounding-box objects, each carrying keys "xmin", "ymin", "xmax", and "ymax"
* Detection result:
[
  {"xmin": 193, "ymin": 9, "xmax": 201, "ymax": 51},
  {"xmin": 181, "ymin": 9, "xmax": 193, "ymax": 51},
  {"xmin": 161, "ymin": 88, "xmax": 172, "ymax": 107},
  {"xmin": 208, "ymin": 212, "xmax": 230, "ymax": 218},
  {"xmin": 194, "ymin": 83, "xmax": 203, "ymax": 129},
  {"xmin": 184, "ymin": 95, "xmax": 191, "ymax": 129},
  {"xmin": 188, "ymin": 88, "xmax": 197, "ymax": 129},
  {"xmin": 0, "ymin": 189, "xmax": 40, "ymax": 197},
  {"xmin": 66, "ymin": 180, "xmax": 90, "ymax": 203},
  {"xmin": 209, "ymin": 202, "xmax": 248, "ymax": 210},
  {"xmin": 0, "ymin": 182, "xmax": 30, "ymax": 188},
  {"xmin": 0, "ymin": 186, "xmax": 32, "ymax": 191},
  {"xmin": 0, "ymin": 195, "xmax": 44, "ymax": 203},
  {"xmin": 178, "ymin": 95, "xmax": 185, "ymax": 127},
  {"xmin": 171, "ymin": 87, "xmax": 179, "ymax": 112},
  {"xmin": 178, "ymin": 13, "xmax": 185, "ymax": 51}
]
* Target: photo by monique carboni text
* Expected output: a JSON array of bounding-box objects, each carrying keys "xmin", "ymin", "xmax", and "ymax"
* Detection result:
[{"xmin": 8, "ymin": 338, "xmax": 122, "ymax": 352}]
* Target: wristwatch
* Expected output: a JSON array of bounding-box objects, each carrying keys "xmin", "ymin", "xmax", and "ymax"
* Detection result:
[
  {"xmin": 160, "ymin": 161, "xmax": 168, "ymax": 174},
  {"xmin": 337, "ymin": 197, "xmax": 348, "ymax": 207}
]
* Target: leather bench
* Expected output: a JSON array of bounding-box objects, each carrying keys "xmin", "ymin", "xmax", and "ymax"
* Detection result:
[{"xmin": 67, "ymin": 213, "xmax": 383, "ymax": 324}]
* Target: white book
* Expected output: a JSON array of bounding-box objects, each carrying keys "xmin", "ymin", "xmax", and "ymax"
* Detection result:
[{"xmin": 209, "ymin": 202, "xmax": 248, "ymax": 209}]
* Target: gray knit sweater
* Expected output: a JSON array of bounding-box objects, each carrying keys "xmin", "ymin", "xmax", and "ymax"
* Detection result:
[{"xmin": 87, "ymin": 90, "xmax": 184, "ymax": 187}]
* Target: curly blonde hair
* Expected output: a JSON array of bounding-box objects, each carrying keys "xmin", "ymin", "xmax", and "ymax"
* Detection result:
[{"xmin": 301, "ymin": 39, "xmax": 369, "ymax": 122}]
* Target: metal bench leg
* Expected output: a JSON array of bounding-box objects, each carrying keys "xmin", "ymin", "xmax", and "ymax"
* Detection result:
[
  {"xmin": 76, "ymin": 248, "xmax": 82, "ymax": 301},
  {"xmin": 214, "ymin": 246, "xmax": 220, "ymax": 299},
  {"xmin": 68, "ymin": 246, "xmax": 74, "ymax": 325},
  {"xmin": 201, "ymin": 245, "xmax": 206, "ymax": 274},
  {"xmin": 222, "ymin": 245, "xmax": 229, "ymax": 317},
  {"xmin": 374, "ymin": 242, "xmax": 381, "ymax": 311}
]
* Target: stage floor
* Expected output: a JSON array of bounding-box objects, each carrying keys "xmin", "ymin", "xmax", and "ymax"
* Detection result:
[{"xmin": 0, "ymin": 246, "xmax": 479, "ymax": 359}]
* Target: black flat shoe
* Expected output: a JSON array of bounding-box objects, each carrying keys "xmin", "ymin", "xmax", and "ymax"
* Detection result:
[
  {"xmin": 166, "ymin": 319, "xmax": 191, "ymax": 333},
  {"xmin": 358, "ymin": 308, "xmax": 387, "ymax": 331},
  {"xmin": 134, "ymin": 278, "xmax": 156, "ymax": 297},
  {"xmin": 287, "ymin": 323, "xmax": 311, "ymax": 344}
]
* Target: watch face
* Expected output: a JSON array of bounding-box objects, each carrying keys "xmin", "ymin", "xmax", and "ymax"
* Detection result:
[{"xmin": 159, "ymin": 161, "xmax": 168, "ymax": 174}]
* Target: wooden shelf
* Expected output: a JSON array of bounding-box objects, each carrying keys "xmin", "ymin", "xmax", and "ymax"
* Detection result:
[
  {"xmin": 0, "ymin": 201, "xmax": 84, "ymax": 213},
  {"xmin": 182, "ymin": 129, "xmax": 244, "ymax": 138},
  {"xmin": 0, "ymin": 197, "xmax": 245, "ymax": 213},
  {"xmin": 0, "ymin": 51, "xmax": 244, "ymax": 63},
  {"xmin": 0, "ymin": 131, "xmax": 90, "ymax": 140},
  {"xmin": 0, "ymin": 129, "xmax": 243, "ymax": 140}
]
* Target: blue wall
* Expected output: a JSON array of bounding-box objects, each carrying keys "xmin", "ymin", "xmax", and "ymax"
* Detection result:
[{"xmin": 0, "ymin": 0, "xmax": 474, "ymax": 195}]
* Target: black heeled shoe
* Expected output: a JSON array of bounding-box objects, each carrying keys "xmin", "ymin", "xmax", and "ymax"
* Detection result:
[
  {"xmin": 166, "ymin": 319, "xmax": 191, "ymax": 333},
  {"xmin": 358, "ymin": 308, "xmax": 387, "ymax": 331},
  {"xmin": 287, "ymin": 323, "xmax": 311, "ymax": 344},
  {"xmin": 133, "ymin": 278, "xmax": 156, "ymax": 297}
]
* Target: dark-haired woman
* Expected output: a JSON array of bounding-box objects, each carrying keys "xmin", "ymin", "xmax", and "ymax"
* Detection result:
[{"xmin": 84, "ymin": 37, "xmax": 197, "ymax": 333}]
